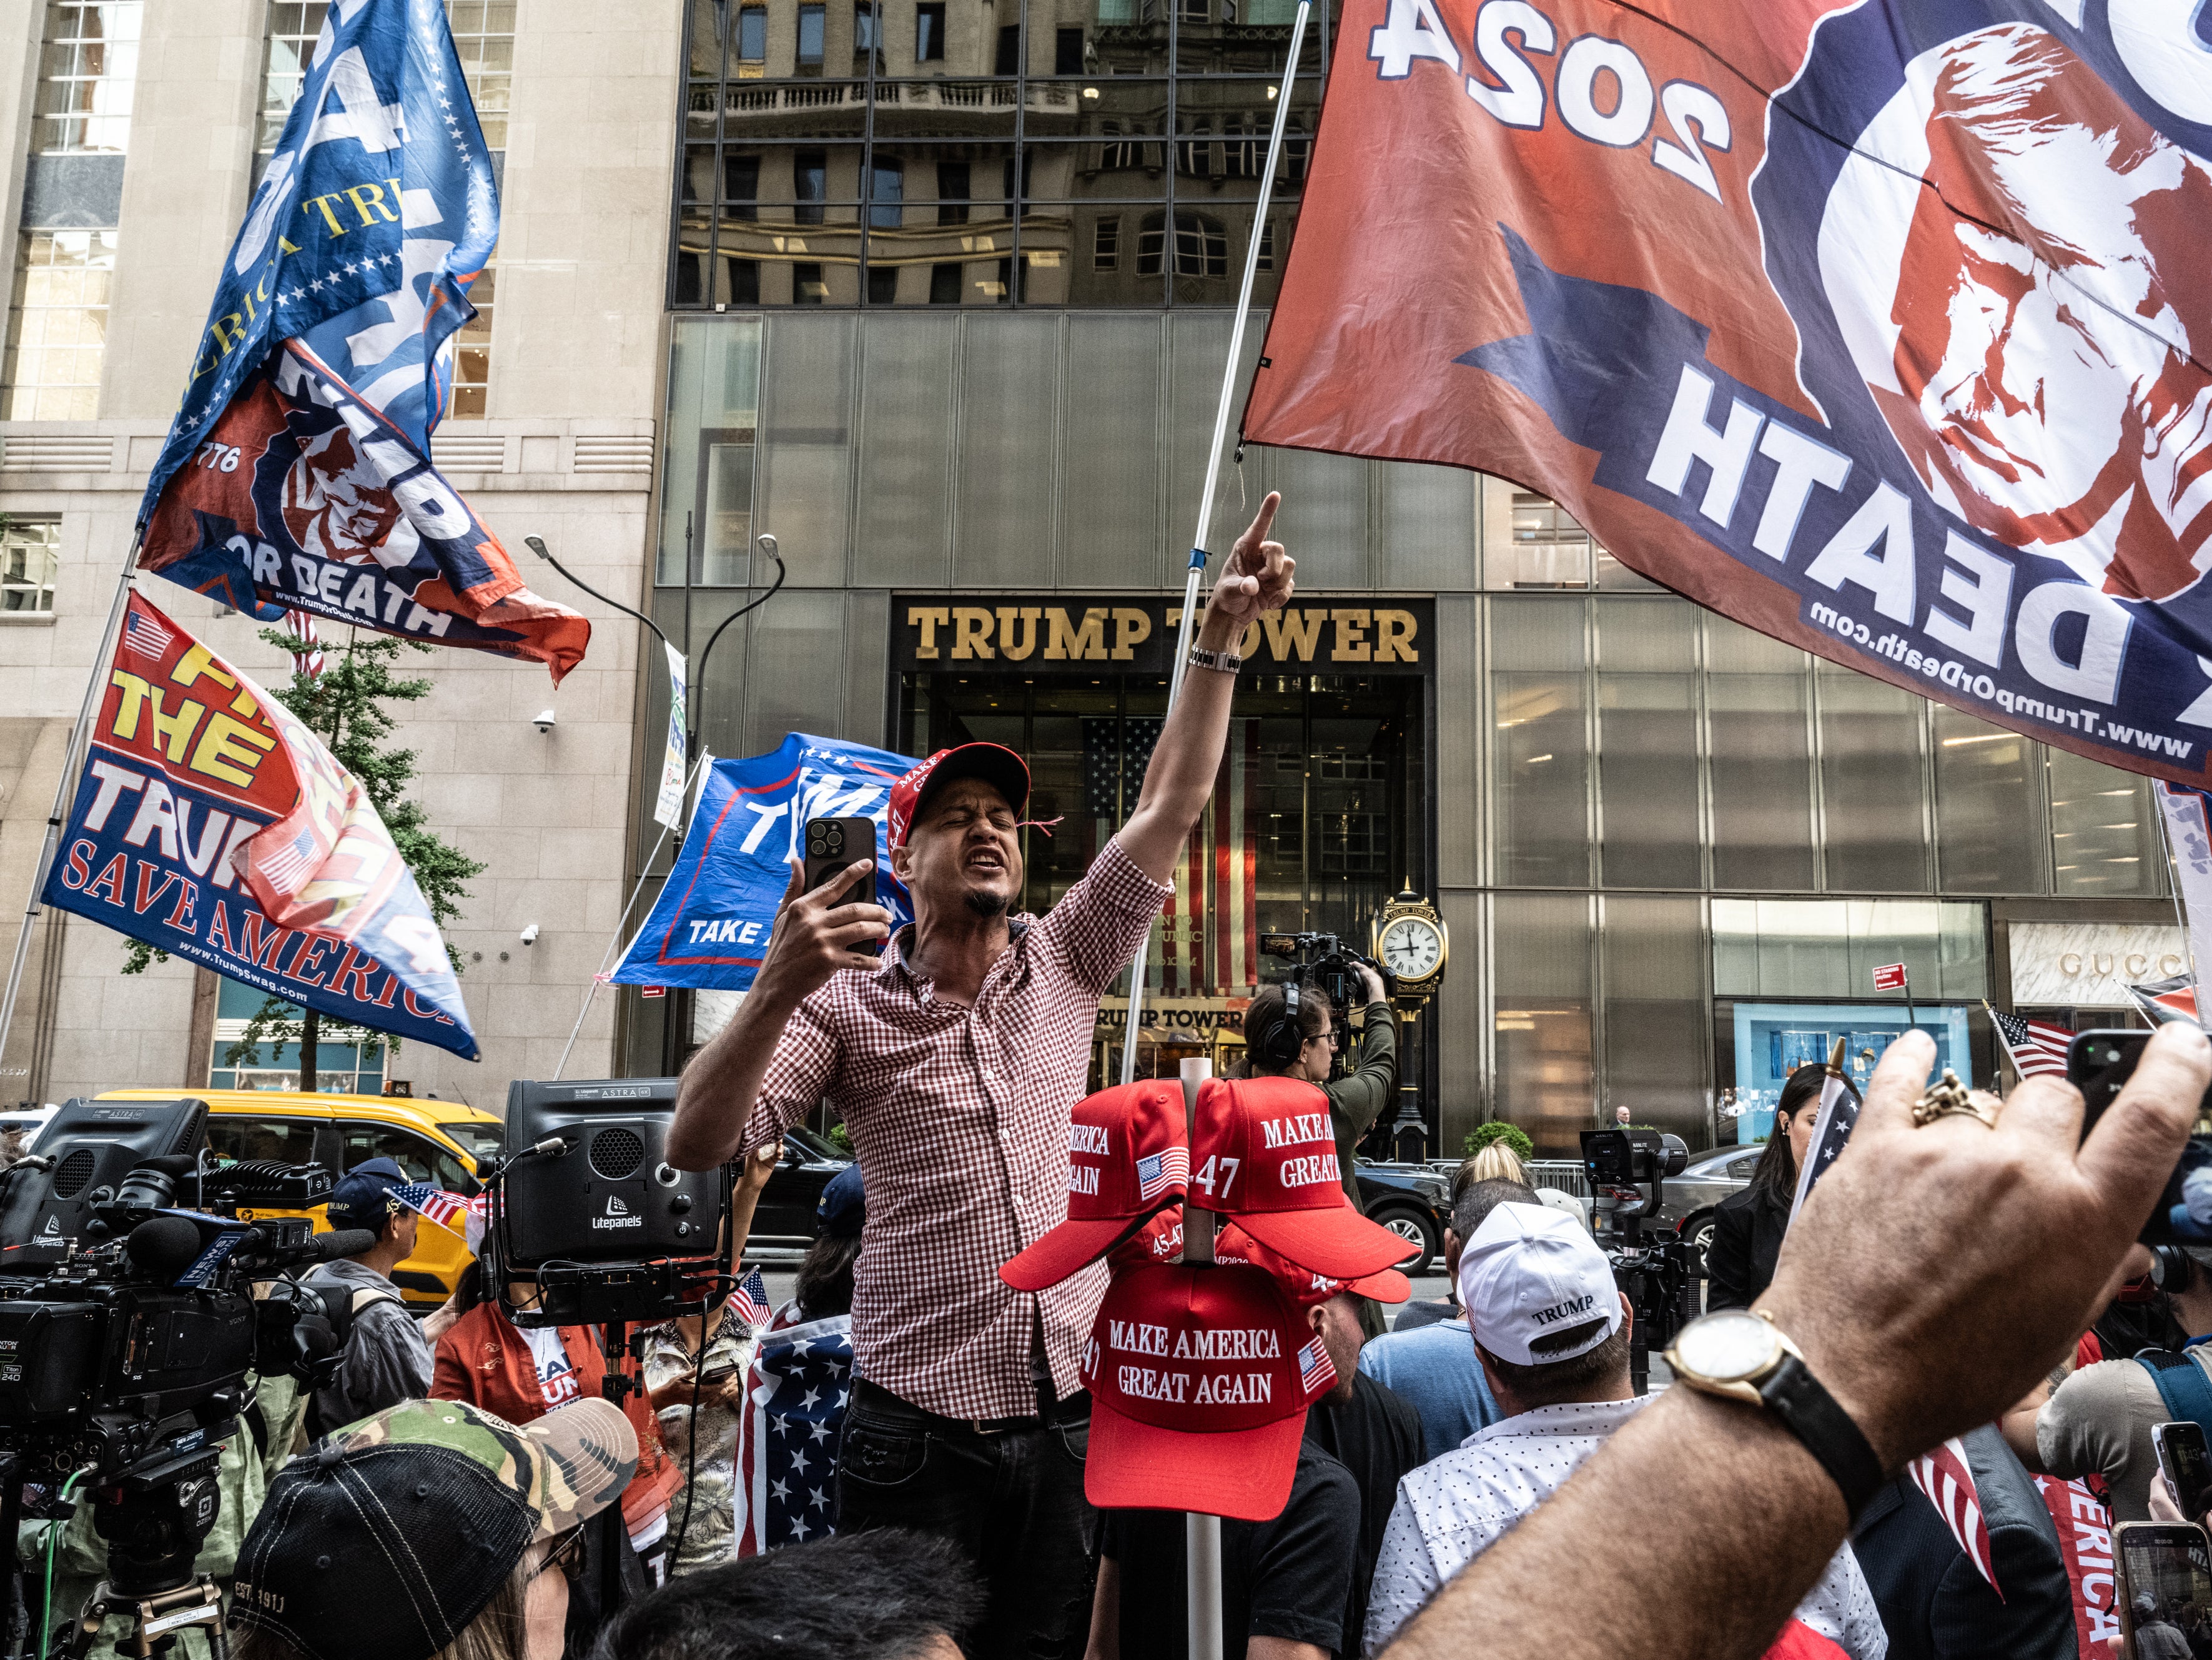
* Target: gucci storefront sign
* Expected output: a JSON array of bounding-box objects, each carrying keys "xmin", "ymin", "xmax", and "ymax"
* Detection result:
[{"xmin": 2009, "ymin": 921, "xmax": 2189, "ymax": 1009}]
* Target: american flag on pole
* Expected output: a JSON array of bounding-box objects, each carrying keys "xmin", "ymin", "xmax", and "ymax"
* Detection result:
[
  {"xmin": 1162, "ymin": 719, "xmax": 1261, "ymax": 997},
  {"xmin": 1135, "ymin": 1146, "xmax": 1188, "ymax": 1203},
  {"xmin": 732, "ymin": 1303, "xmax": 854, "ymax": 1557},
  {"xmin": 1788, "ymin": 1050, "xmax": 1859, "ymax": 1224},
  {"xmin": 390, "ymin": 1183, "xmax": 471, "ymax": 1236},
  {"xmin": 729, "ymin": 1266, "xmax": 771, "ymax": 1330},
  {"xmin": 1910, "ymin": 1438, "xmax": 2002, "ymax": 1598},
  {"xmin": 122, "ymin": 608, "xmax": 175, "ymax": 660},
  {"xmin": 1988, "ymin": 1007, "xmax": 2072, "ymax": 1079},
  {"xmin": 286, "ymin": 608, "xmax": 325, "ymax": 678}
]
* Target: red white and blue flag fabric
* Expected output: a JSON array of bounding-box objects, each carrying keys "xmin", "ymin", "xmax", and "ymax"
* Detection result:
[
  {"xmin": 610, "ymin": 734, "xmax": 918, "ymax": 992},
  {"xmin": 392, "ymin": 1182, "xmax": 471, "ymax": 1234},
  {"xmin": 732, "ymin": 1302, "xmax": 854, "ymax": 1557},
  {"xmin": 1135, "ymin": 1147, "xmax": 1189, "ymax": 1204},
  {"xmin": 1247, "ymin": 0, "xmax": 2212, "ymax": 785},
  {"xmin": 1788, "ymin": 1065, "xmax": 1859, "ymax": 1223},
  {"xmin": 1910, "ymin": 1437, "xmax": 2002, "ymax": 1596},
  {"xmin": 729, "ymin": 1267, "xmax": 771, "ymax": 1331},
  {"xmin": 1989, "ymin": 1008, "xmax": 2073, "ymax": 1078},
  {"xmin": 41, "ymin": 593, "xmax": 476, "ymax": 1058},
  {"xmin": 134, "ymin": 0, "xmax": 586, "ymax": 681}
]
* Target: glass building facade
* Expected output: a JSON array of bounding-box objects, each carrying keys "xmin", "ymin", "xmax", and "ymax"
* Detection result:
[{"xmin": 636, "ymin": 0, "xmax": 2176, "ymax": 1155}]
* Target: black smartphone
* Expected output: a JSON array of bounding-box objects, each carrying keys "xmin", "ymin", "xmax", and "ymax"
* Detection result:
[
  {"xmin": 2070, "ymin": 1030, "xmax": 2212, "ymax": 1243},
  {"xmin": 2116, "ymin": 1520, "xmax": 2212, "ymax": 1655},
  {"xmin": 802, "ymin": 817, "xmax": 879, "ymax": 948},
  {"xmin": 2158, "ymin": 1422, "xmax": 2212, "ymax": 1519}
]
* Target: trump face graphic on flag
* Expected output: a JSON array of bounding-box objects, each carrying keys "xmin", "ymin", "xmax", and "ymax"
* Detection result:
[
  {"xmin": 280, "ymin": 418, "xmax": 404, "ymax": 567},
  {"xmin": 1820, "ymin": 23, "xmax": 2212, "ymax": 603}
]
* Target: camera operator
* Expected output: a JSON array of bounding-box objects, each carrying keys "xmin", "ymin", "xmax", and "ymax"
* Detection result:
[
  {"xmin": 1245, "ymin": 962, "xmax": 1397, "ymax": 1337},
  {"xmin": 300, "ymin": 1157, "xmax": 453, "ymax": 1436}
]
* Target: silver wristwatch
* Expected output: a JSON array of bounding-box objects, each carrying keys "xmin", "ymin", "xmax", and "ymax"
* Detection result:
[{"xmin": 1187, "ymin": 645, "xmax": 1243, "ymax": 675}]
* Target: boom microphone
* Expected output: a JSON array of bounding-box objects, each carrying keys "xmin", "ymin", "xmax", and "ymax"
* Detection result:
[{"xmin": 307, "ymin": 1228, "xmax": 378, "ymax": 1263}]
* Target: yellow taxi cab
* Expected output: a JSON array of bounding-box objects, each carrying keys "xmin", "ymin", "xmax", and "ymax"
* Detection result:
[{"xmin": 95, "ymin": 1088, "xmax": 504, "ymax": 1312}]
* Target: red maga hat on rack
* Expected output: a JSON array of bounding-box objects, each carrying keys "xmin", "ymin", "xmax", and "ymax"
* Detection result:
[
  {"xmin": 1082, "ymin": 1262, "xmax": 1336, "ymax": 1521},
  {"xmin": 1000, "ymin": 1080, "xmax": 1190, "ymax": 1293},
  {"xmin": 1108, "ymin": 1212, "xmax": 1411, "ymax": 1307},
  {"xmin": 1190, "ymin": 1076, "xmax": 1419, "ymax": 1279}
]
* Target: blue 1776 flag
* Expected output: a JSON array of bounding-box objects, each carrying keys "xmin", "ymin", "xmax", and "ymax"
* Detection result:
[{"xmin": 733, "ymin": 1307, "xmax": 854, "ymax": 1556}]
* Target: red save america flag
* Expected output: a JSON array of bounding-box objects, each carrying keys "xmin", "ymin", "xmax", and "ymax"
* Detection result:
[{"xmin": 1247, "ymin": 0, "xmax": 2212, "ymax": 785}]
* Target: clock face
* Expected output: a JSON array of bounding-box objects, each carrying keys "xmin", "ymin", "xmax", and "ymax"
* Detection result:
[{"xmin": 1380, "ymin": 917, "xmax": 1443, "ymax": 980}]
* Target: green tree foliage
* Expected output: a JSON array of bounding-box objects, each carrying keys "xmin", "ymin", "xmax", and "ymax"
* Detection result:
[
  {"xmin": 1461, "ymin": 1119, "xmax": 1534, "ymax": 1162},
  {"xmin": 121, "ymin": 626, "xmax": 483, "ymax": 1084}
]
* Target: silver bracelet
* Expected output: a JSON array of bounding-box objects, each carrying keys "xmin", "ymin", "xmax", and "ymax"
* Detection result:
[{"xmin": 1187, "ymin": 645, "xmax": 1243, "ymax": 675}]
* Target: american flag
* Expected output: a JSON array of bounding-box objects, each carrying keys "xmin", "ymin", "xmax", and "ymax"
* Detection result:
[
  {"xmin": 733, "ymin": 1303, "xmax": 854, "ymax": 1556},
  {"xmin": 1161, "ymin": 720, "xmax": 1262, "ymax": 997},
  {"xmin": 286, "ymin": 608, "xmax": 325, "ymax": 678},
  {"xmin": 123, "ymin": 606, "xmax": 175, "ymax": 660},
  {"xmin": 1988, "ymin": 1008, "xmax": 2071, "ymax": 1079},
  {"xmin": 259, "ymin": 825, "xmax": 320, "ymax": 892},
  {"xmin": 1910, "ymin": 1438, "xmax": 2001, "ymax": 1597},
  {"xmin": 1787, "ymin": 1064, "xmax": 1859, "ymax": 1224},
  {"xmin": 391, "ymin": 1182, "xmax": 471, "ymax": 1235},
  {"xmin": 1135, "ymin": 1146, "xmax": 1188, "ymax": 1203},
  {"xmin": 729, "ymin": 1265, "xmax": 771, "ymax": 1330},
  {"xmin": 1298, "ymin": 1336, "xmax": 1334, "ymax": 1393}
]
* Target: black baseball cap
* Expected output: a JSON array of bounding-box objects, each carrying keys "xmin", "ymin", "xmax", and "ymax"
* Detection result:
[
  {"xmin": 229, "ymin": 1398, "xmax": 637, "ymax": 1660},
  {"xmin": 817, "ymin": 1162, "xmax": 865, "ymax": 1238}
]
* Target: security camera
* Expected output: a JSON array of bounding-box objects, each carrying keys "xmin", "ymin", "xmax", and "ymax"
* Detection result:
[
  {"xmin": 533, "ymin": 708, "xmax": 556, "ymax": 733},
  {"xmin": 520, "ymin": 924, "xmax": 540, "ymax": 946}
]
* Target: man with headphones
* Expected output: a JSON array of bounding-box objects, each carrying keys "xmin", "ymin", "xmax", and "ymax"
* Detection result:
[{"xmin": 1243, "ymin": 962, "xmax": 1397, "ymax": 1335}]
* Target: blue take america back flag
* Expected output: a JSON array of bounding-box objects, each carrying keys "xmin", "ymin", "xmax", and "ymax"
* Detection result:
[{"xmin": 733, "ymin": 1304, "xmax": 854, "ymax": 1557}]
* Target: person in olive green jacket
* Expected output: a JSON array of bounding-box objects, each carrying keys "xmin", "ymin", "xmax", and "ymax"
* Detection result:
[{"xmin": 1243, "ymin": 962, "xmax": 1398, "ymax": 1335}]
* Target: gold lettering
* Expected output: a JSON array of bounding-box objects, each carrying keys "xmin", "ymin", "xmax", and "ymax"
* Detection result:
[
  {"xmin": 950, "ymin": 607, "xmax": 996, "ymax": 660},
  {"xmin": 209, "ymin": 314, "xmax": 248, "ymax": 355},
  {"xmin": 173, "ymin": 645, "xmax": 259, "ymax": 718},
  {"xmin": 277, "ymin": 234, "xmax": 301, "ymax": 255},
  {"xmin": 907, "ymin": 606, "xmax": 950, "ymax": 660},
  {"xmin": 1045, "ymin": 608, "xmax": 1108, "ymax": 660},
  {"xmin": 344, "ymin": 182, "xmax": 400, "ymax": 227},
  {"xmin": 302, "ymin": 192, "xmax": 351, "ymax": 236},
  {"xmin": 1262, "ymin": 610, "xmax": 1326, "ymax": 661},
  {"xmin": 997, "ymin": 606, "xmax": 1042, "ymax": 661},
  {"xmin": 149, "ymin": 696, "xmax": 209, "ymax": 764},
  {"xmin": 1373, "ymin": 608, "xmax": 1420, "ymax": 663},
  {"xmin": 1110, "ymin": 608, "xmax": 1152, "ymax": 661},
  {"xmin": 1330, "ymin": 608, "xmax": 1371, "ymax": 662},
  {"xmin": 108, "ymin": 671, "xmax": 156, "ymax": 741},
  {"xmin": 190, "ymin": 712, "xmax": 276, "ymax": 788}
]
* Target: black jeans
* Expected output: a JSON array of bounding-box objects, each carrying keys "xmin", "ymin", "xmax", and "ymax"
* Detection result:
[{"xmin": 836, "ymin": 1381, "xmax": 1097, "ymax": 1660}]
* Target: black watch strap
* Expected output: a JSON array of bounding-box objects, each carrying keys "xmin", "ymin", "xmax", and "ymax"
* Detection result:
[{"xmin": 1757, "ymin": 1352, "xmax": 1885, "ymax": 1521}]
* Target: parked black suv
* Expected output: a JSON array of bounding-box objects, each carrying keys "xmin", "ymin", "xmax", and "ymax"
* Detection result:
[
  {"xmin": 1354, "ymin": 1159, "xmax": 1452, "ymax": 1276},
  {"xmin": 749, "ymin": 1125, "xmax": 854, "ymax": 1253}
]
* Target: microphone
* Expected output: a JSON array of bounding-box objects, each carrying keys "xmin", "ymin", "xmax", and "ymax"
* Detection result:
[
  {"xmin": 310, "ymin": 1228, "xmax": 378, "ymax": 1262},
  {"xmin": 126, "ymin": 1214, "xmax": 209, "ymax": 1282}
]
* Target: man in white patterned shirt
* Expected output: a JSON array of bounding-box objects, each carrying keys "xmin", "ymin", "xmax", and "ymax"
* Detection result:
[
  {"xmin": 1363, "ymin": 1204, "xmax": 1887, "ymax": 1659},
  {"xmin": 669, "ymin": 496, "xmax": 1293, "ymax": 1658}
]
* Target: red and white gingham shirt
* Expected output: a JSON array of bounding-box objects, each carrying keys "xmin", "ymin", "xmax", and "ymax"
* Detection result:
[{"xmin": 737, "ymin": 837, "xmax": 1170, "ymax": 1420}]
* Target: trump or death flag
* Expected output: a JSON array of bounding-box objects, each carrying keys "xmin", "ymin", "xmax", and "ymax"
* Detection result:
[
  {"xmin": 1247, "ymin": 0, "xmax": 2212, "ymax": 783},
  {"xmin": 135, "ymin": 0, "xmax": 586, "ymax": 679},
  {"xmin": 42, "ymin": 594, "xmax": 477, "ymax": 1059},
  {"xmin": 610, "ymin": 734, "xmax": 919, "ymax": 992}
]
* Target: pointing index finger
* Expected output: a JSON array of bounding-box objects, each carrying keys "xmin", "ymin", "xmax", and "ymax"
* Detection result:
[{"xmin": 1244, "ymin": 491, "xmax": 1281, "ymax": 549}]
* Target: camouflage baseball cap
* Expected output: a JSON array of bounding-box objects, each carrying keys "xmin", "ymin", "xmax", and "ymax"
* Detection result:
[{"xmin": 229, "ymin": 1397, "xmax": 637, "ymax": 1660}]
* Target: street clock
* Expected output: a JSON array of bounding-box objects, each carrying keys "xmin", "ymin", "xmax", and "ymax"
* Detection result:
[{"xmin": 1373, "ymin": 889, "xmax": 1448, "ymax": 1000}]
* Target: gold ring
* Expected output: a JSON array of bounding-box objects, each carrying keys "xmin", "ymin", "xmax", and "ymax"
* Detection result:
[{"xmin": 1911, "ymin": 1068, "xmax": 1995, "ymax": 1129}]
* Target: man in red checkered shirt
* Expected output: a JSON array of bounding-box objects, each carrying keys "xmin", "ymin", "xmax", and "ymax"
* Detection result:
[{"xmin": 670, "ymin": 495, "xmax": 1293, "ymax": 1656}]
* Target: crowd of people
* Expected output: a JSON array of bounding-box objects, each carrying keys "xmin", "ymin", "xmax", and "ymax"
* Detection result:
[{"xmin": 29, "ymin": 492, "xmax": 2212, "ymax": 1659}]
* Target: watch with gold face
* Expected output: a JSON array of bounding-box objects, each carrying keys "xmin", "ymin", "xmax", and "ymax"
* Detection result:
[{"xmin": 1662, "ymin": 1309, "xmax": 1885, "ymax": 1520}]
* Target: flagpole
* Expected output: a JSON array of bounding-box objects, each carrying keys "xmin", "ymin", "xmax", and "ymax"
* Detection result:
[
  {"xmin": 1118, "ymin": 0, "xmax": 1310, "ymax": 1093},
  {"xmin": 0, "ymin": 537, "xmax": 143, "ymax": 1085}
]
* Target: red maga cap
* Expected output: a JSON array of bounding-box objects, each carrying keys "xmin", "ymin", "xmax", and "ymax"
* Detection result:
[
  {"xmin": 886, "ymin": 743, "xmax": 1031, "ymax": 850},
  {"xmin": 1000, "ymin": 1081, "xmax": 1190, "ymax": 1293},
  {"xmin": 1192, "ymin": 1076, "xmax": 1418, "ymax": 1279},
  {"xmin": 1215, "ymin": 1221, "xmax": 1412, "ymax": 1308},
  {"xmin": 1082, "ymin": 1262, "xmax": 1335, "ymax": 1521}
]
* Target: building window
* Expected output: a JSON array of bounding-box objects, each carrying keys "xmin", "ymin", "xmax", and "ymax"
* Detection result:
[
  {"xmin": 34, "ymin": 1, "xmax": 141, "ymax": 154},
  {"xmin": 258, "ymin": 1, "xmax": 320, "ymax": 151},
  {"xmin": 725, "ymin": 257, "xmax": 761, "ymax": 304},
  {"xmin": 450, "ymin": 264, "xmax": 494, "ymax": 417},
  {"xmin": 797, "ymin": 4, "xmax": 825, "ymax": 68},
  {"xmin": 867, "ymin": 265, "xmax": 899, "ymax": 304},
  {"xmin": 2, "ymin": 231, "xmax": 118, "ymax": 421},
  {"xmin": 1137, "ymin": 212, "xmax": 1226, "ymax": 279},
  {"xmin": 794, "ymin": 262, "xmax": 827, "ymax": 303},
  {"xmin": 1176, "ymin": 119, "xmax": 1212, "ymax": 179},
  {"xmin": 929, "ymin": 262, "xmax": 962, "ymax": 304},
  {"xmin": 936, "ymin": 162, "xmax": 970, "ymax": 225},
  {"xmin": 0, "ymin": 521, "xmax": 61, "ymax": 615},
  {"xmin": 444, "ymin": 0, "xmax": 515, "ymax": 149},
  {"xmin": 1094, "ymin": 215, "xmax": 1120, "ymax": 272},
  {"xmin": 1257, "ymin": 218, "xmax": 1274, "ymax": 271},
  {"xmin": 995, "ymin": 24, "xmax": 1020, "ymax": 74},
  {"xmin": 915, "ymin": 1, "xmax": 945, "ymax": 60},
  {"xmin": 796, "ymin": 151, "xmax": 828, "ymax": 224},
  {"xmin": 1178, "ymin": 0, "xmax": 1213, "ymax": 22},
  {"xmin": 726, "ymin": 154, "xmax": 761, "ymax": 219},
  {"xmin": 1055, "ymin": 27, "xmax": 1086, "ymax": 72},
  {"xmin": 856, "ymin": 1, "xmax": 882, "ymax": 69},
  {"xmin": 737, "ymin": 4, "xmax": 767, "ymax": 69},
  {"xmin": 869, "ymin": 159, "xmax": 904, "ymax": 229}
]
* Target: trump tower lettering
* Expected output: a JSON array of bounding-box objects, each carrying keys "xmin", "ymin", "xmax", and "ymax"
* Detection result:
[
  {"xmin": 133, "ymin": 0, "xmax": 586, "ymax": 679},
  {"xmin": 1245, "ymin": 0, "xmax": 2212, "ymax": 783},
  {"xmin": 41, "ymin": 593, "xmax": 476, "ymax": 1059},
  {"xmin": 609, "ymin": 733, "xmax": 919, "ymax": 992}
]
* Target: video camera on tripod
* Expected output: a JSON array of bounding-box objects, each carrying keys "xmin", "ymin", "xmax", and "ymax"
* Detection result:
[
  {"xmin": 0, "ymin": 1095, "xmax": 374, "ymax": 1658},
  {"xmin": 1579, "ymin": 1125, "xmax": 1694, "ymax": 1393},
  {"xmin": 1259, "ymin": 932, "xmax": 1380, "ymax": 1080}
]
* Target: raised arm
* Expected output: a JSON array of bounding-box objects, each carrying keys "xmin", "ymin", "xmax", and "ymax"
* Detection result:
[
  {"xmin": 1118, "ymin": 493, "xmax": 1294, "ymax": 882},
  {"xmin": 1383, "ymin": 1022, "xmax": 2210, "ymax": 1660}
]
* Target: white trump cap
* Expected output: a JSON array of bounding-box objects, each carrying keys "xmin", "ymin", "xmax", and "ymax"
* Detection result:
[{"xmin": 1458, "ymin": 1202, "xmax": 1622, "ymax": 1366}]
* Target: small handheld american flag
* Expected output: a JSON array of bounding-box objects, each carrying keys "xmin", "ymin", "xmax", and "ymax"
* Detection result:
[
  {"xmin": 1987, "ymin": 1006, "xmax": 2071, "ymax": 1080},
  {"xmin": 730, "ymin": 1266, "xmax": 771, "ymax": 1330},
  {"xmin": 1910, "ymin": 1438, "xmax": 2001, "ymax": 1598},
  {"xmin": 1135, "ymin": 1146, "xmax": 1188, "ymax": 1203},
  {"xmin": 391, "ymin": 1182, "xmax": 472, "ymax": 1236}
]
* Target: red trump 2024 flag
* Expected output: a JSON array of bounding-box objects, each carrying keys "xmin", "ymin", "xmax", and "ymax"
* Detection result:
[{"xmin": 1245, "ymin": 0, "xmax": 2212, "ymax": 783}]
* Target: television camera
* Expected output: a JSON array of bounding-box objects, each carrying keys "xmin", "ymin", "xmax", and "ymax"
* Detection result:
[
  {"xmin": 1259, "ymin": 932, "xmax": 1382, "ymax": 1080},
  {"xmin": 1579, "ymin": 1126, "xmax": 1695, "ymax": 1394},
  {"xmin": 0, "ymin": 1096, "xmax": 371, "ymax": 1658}
]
